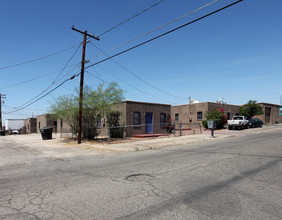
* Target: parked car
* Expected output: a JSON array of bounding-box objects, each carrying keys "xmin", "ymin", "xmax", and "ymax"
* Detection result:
[
  {"xmin": 227, "ymin": 116, "xmax": 249, "ymax": 130},
  {"xmin": 248, "ymin": 118, "xmax": 263, "ymax": 128},
  {"xmin": 10, "ymin": 129, "xmax": 20, "ymax": 134}
]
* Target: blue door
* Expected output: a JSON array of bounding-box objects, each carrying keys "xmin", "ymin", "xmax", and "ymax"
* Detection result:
[{"xmin": 145, "ymin": 112, "xmax": 153, "ymax": 133}]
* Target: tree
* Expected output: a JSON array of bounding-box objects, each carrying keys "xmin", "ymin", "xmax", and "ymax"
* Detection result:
[
  {"xmin": 239, "ymin": 100, "xmax": 263, "ymax": 119},
  {"xmin": 205, "ymin": 109, "xmax": 224, "ymax": 121},
  {"xmin": 49, "ymin": 94, "xmax": 79, "ymax": 134},
  {"xmin": 83, "ymin": 82, "xmax": 124, "ymax": 116},
  {"xmin": 49, "ymin": 82, "xmax": 124, "ymax": 139}
]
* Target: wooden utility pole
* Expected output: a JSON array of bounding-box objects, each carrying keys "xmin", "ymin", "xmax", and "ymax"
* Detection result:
[
  {"xmin": 0, "ymin": 94, "xmax": 6, "ymax": 130},
  {"xmin": 72, "ymin": 26, "xmax": 99, "ymax": 144}
]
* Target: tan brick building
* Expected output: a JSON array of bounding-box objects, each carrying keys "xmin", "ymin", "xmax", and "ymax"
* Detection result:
[
  {"xmin": 255, "ymin": 103, "xmax": 282, "ymax": 124},
  {"xmin": 113, "ymin": 101, "xmax": 171, "ymax": 136},
  {"xmin": 26, "ymin": 101, "xmax": 281, "ymax": 137},
  {"xmin": 36, "ymin": 114, "xmax": 58, "ymax": 133},
  {"xmin": 171, "ymin": 102, "xmax": 241, "ymax": 124},
  {"xmin": 24, "ymin": 118, "xmax": 37, "ymax": 134}
]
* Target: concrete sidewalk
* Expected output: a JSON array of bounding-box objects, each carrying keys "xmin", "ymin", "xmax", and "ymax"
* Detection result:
[
  {"xmin": 88, "ymin": 124, "xmax": 282, "ymax": 151},
  {"xmin": 3, "ymin": 124, "xmax": 282, "ymax": 153}
]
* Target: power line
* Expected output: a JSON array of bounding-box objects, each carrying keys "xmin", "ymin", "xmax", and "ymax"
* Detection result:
[
  {"xmin": 51, "ymin": 43, "xmax": 82, "ymax": 84},
  {"xmin": 0, "ymin": 44, "xmax": 80, "ymax": 70},
  {"xmin": 89, "ymin": 0, "xmax": 219, "ymax": 61},
  {"xmin": 15, "ymin": 44, "xmax": 81, "ymax": 110},
  {"xmin": 3, "ymin": 74, "xmax": 78, "ymax": 114},
  {"xmin": 16, "ymin": 66, "xmax": 78, "ymax": 110},
  {"xmin": 0, "ymin": 73, "xmax": 53, "ymax": 90},
  {"xmin": 86, "ymin": 0, "xmax": 243, "ymax": 70},
  {"xmin": 90, "ymin": 42, "xmax": 187, "ymax": 100},
  {"xmin": 86, "ymin": 70, "xmax": 158, "ymax": 103},
  {"xmin": 97, "ymin": 0, "xmax": 164, "ymax": 37},
  {"xmin": 86, "ymin": 70, "xmax": 176, "ymax": 104},
  {"xmin": 4, "ymin": 105, "xmax": 46, "ymax": 112},
  {"xmin": 0, "ymin": 62, "xmax": 80, "ymax": 90}
]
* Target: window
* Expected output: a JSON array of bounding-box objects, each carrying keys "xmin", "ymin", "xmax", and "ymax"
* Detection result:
[
  {"xmin": 160, "ymin": 113, "xmax": 166, "ymax": 126},
  {"xmin": 38, "ymin": 122, "xmax": 41, "ymax": 129},
  {"xmin": 54, "ymin": 121, "xmax": 57, "ymax": 127},
  {"xmin": 197, "ymin": 112, "xmax": 203, "ymax": 121},
  {"xmin": 233, "ymin": 116, "xmax": 243, "ymax": 120},
  {"xmin": 227, "ymin": 112, "xmax": 231, "ymax": 120},
  {"xmin": 175, "ymin": 114, "xmax": 179, "ymax": 122},
  {"xmin": 133, "ymin": 112, "xmax": 141, "ymax": 125}
]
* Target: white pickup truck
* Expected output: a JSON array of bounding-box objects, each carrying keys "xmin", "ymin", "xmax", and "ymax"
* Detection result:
[{"xmin": 227, "ymin": 116, "xmax": 249, "ymax": 130}]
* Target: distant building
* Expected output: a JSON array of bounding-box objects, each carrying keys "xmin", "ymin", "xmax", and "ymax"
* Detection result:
[
  {"xmin": 5, "ymin": 119, "xmax": 24, "ymax": 131},
  {"xmin": 255, "ymin": 103, "xmax": 282, "ymax": 124},
  {"xmin": 171, "ymin": 102, "xmax": 240, "ymax": 123},
  {"xmin": 36, "ymin": 114, "xmax": 58, "ymax": 133},
  {"xmin": 24, "ymin": 118, "xmax": 37, "ymax": 134}
]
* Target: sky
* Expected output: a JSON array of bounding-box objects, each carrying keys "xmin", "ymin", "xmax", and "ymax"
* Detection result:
[{"xmin": 1, "ymin": 0, "xmax": 282, "ymax": 121}]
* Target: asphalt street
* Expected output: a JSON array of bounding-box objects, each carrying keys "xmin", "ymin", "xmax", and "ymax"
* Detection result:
[{"xmin": 1, "ymin": 128, "xmax": 282, "ymax": 219}]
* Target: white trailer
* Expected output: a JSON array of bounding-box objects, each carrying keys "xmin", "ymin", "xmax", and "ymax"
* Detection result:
[{"xmin": 5, "ymin": 119, "xmax": 24, "ymax": 133}]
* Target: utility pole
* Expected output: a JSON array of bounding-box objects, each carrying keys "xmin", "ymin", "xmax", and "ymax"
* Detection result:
[
  {"xmin": 72, "ymin": 26, "xmax": 100, "ymax": 144},
  {"xmin": 0, "ymin": 94, "xmax": 7, "ymax": 130}
]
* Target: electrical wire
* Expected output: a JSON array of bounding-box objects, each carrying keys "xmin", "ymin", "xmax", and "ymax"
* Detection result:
[
  {"xmin": 0, "ymin": 62, "xmax": 80, "ymax": 90},
  {"xmin": 86, "ymin": 70, "xmax": 176, "ymax": 104},
  {"xmin": 4, "ymin": 105, "xmax": 46, "ymax": 112},
  {"xmin": 97, "ymin": 0, "xmax": 164, "ymax": 37},
  {"xmin": 86, "ymin": 70, "xmax": 157, "ymax": 103},
  {"xmin": 90, "ymin": 0, "xmax": 218, "ymax": 61},
  {"xmin": 51, "ymin": 44, "xmax": 82, "ymax": 84},
  {"xmin": 0, "ymin": 73, "xmax": 53, "ymax": 90},
  {"xmin": 86, "ymin": 0, "xmax": 242, "ymax": 70},
  {"xmin": 89, "ymin": 42, "xmax": 187, "ymax": 100},
  {"xmin": 15, "ymin": 44, "xmax": 81, "ymax": 109},
  {"xmin": 0, "ymin": 44, "xmax": 80, "ymax": 70},
  {"xmin": 3, "ymin": 74, "xmax": 79, "ymax": 114}
]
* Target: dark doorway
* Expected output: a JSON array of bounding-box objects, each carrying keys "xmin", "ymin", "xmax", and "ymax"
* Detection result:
[{"xmin": 265, "ymin": 107, "xmax": 271, "ymax": 124}]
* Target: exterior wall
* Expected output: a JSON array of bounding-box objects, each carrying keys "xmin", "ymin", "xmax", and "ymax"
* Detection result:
[
  {"xmin": 171, "ymin": 102, "xmax": 241, "ymax": 125},
  {"xmin": 254, "ymin": 103, "xmax": 282, "ymax": 124},
  {"xmin": 56, "ymin": 118, "xmax": 73, "ymax": 134},
  {"xmin": 207, "ymin": 103, "xmax": 240, "ymax": 120},
  {"xmin": 97, "ymin": 102, "xmax": 127, "ymax": 137},
  {"xmin": 171, "ymin": 103, "xmax": 209, "ymax": 124},
  {"xmin": 113, "ymin": 102, "xmax": 127, "ymax": 125},
  {"xmin": 36, "ymin": 114, "xmax": 58, "ymax": 133},
  {"xmin": 24, "ymin": 118, "xmax": 37, "ymax": 134},
  {"xmin": 124, "ymin": 101, "xmax": 171, "ymax": 136}
]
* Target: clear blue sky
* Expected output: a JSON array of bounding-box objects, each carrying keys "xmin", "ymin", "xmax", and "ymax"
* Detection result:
[{"xmin": 1, "ymin": 0, "xmax": 282, "ymax": 121}]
